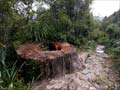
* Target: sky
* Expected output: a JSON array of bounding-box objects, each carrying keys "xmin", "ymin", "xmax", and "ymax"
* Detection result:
[
  {"xmin": 32, "ymin": 0, "xmax": 120, "ymax": 17},
  {"xmin": 91, "ymin": 0, "xmax": 120, "ymax": 17}
]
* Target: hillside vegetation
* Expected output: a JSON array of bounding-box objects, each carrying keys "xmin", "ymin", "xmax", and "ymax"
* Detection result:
[
  {"xmin": 101, "ymin": 10, "xmax": 120, "ymax": 72},
  {"xmin": 0, "ymin": 0, "xmax": 120, "ymax": 89}
]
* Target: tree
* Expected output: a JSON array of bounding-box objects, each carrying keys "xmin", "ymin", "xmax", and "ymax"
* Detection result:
[
  {"xmin": 106, "ymin": 24, "xmax": 120, "ymax": 39},
  {"xmin": 39, "ymin": 0, "xmax": 93, "ymax": 45},
  {"xmin": 0, "ymin": 0, "xmax": 41, "ymax": 66}
]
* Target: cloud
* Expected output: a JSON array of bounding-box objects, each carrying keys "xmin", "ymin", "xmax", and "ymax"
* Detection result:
[{"xmin": 91, "ymin": 0, "xmax": 120, "ymax": 17}]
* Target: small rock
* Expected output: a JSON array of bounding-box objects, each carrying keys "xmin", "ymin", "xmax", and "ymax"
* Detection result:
[
  {"xmin": 72, "ymin": 78, "xmax": 81, "ymax": 86},
  {"xmin": 46, "ymin": 85, "xmax": 53, "ymax": 90},
  {"xmin": 82, "ymin": 69, "xmax": 91, "ymax": 74},
  {"xmin": 68, "ymin": 82, "xmax": 76, "ymax": 90},
  {"xmin": 89, "ymin": 87, "xmax": 96, "ymax": 90},
  {"xmin": 77, "ymin": 87, "xmax": 83, "ymax": 90}
]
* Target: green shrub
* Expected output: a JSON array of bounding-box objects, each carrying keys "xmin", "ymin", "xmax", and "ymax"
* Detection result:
[
  {"xmin": 13, "ymin": 80, "xmax": 30, "ymax": 90},
  {"xmin": 20, "ymin": 60, "xmax": 44, "ymax": 81},
  {"xmin": 105, "ymin": 39, "xmax": 120, "ymax": 71},
  {"xmin": 67, "ymin": 35, "xmax": 81, "ymax": 46},
  {"xmin": 16, "ymin": 22, "xmax": 50, "ymax": 42},
  {"xmin": 80, "ymin": 41, "xmax": 97, "ymax": 50},
  {"xmin": 0, "ymin": 48, "xmax": 29, "ymax": 90}
]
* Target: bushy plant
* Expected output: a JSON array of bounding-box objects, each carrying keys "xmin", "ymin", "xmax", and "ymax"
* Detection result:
[
  {"xmin": 105, "ymin": 39, "xmax": 120, "ymax": 71},
  {"xmin": 67, "ymin": 35, "xmax": 81, "ymax": 46},
  {"xmin": 90, "ymin": 29, "xmax": 109, "ymax": 44},
  {"xmin": 80, "ymin": 40, "xmax": 97, "ymax": 50},
  {"xmin": 105, "ymin": 24, "xmax": 120, "ymax": 39},
  {"xmin": 15, "ymin": 22, "xmax": 50, "ymax": 42},
  {"xmin": 20, "ymin": 60, "xmax": 44, "ymax": 81},
  {"xmin": 0, "ymin": 48, "xmax": 29, "ymax": 90}
]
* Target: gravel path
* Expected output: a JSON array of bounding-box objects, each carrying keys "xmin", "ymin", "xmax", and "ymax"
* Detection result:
[{"xmin": 32, "ymin": 46, "xmax": 119, "ymax": 90}]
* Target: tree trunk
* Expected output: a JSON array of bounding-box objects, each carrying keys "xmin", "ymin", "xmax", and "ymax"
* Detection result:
[{"xmin": 4, "ymin": 27, "xmax": 18, "ymax": 67}]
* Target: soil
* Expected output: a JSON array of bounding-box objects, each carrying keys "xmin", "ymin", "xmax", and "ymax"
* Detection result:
[{"xmin": 31, "ymin": 45, "xmax": 120, "ymax": 90}]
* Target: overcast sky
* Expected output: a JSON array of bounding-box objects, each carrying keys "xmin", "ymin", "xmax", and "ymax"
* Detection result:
[{"xmin": 91, "ymin": 0, "xmax": 120, "ymax": 17}]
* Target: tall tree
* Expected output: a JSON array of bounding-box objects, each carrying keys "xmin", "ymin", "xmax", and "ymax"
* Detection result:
[
  {"xmin": 0, "ymin": 0, "xmax": 38, "ymax": 63},
  {"xmin": 42, "ymin": 0, "xmax": 93, "ymax": 43}
]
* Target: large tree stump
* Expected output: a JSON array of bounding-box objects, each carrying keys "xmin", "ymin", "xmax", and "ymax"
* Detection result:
[{"xmin": 17, "ymin": 42, "xmax": 83, "ymax": 80}]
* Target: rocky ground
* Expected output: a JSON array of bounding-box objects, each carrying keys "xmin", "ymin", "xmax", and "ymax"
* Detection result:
[{"xmin": 32, "ymin": 46, "xmax": 120, "ymax": 90}]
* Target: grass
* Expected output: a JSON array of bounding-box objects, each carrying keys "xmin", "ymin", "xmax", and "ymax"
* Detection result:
[{"xmin": 0, "ymin": 47, "xmax": 30, "ymax": 90}]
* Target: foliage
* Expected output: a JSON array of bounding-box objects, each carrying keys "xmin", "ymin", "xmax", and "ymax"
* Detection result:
[
  {"xmin": 12, "ymin": 80, "xmax": 30, "ymax": 90},
  {"xmin": 90, "ymin": 29, "xmax": 109, "ymax": 44},
  {"xmin": 105, "ymin": 24, "xmax": 120, "ymax": 39},
  {"xmin": 0, "ymin": 47, "xmax": 29, "ymax": 90},
  {"xmin": 15, "ymin": 0, "xmax": 94, "ymax": 46},
  {"xmin": 21, "ymin": 60, "xmax": 44, "ymax": 81},
  {"xmin": 80, "ymin": 40, "xmax": 97, "ymax": 50},
  {"xmin": 103, "ymin": 10, "xmax": 120, "ymax": 26},
  {"xmin": 102, "ymin": 10, "xmax": 120, "ymax": 72},
  {"xmin": 105, "ymin": 39, "xmax": 120, "ymax": 71},
  {"xmin": 0, "ymin": 0, "xmax": 96, "ymax": 89}
]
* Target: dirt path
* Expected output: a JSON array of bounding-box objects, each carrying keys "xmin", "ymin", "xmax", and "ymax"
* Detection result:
[{"xmin": 32, "ymin": 46, "xmax": 119, "ymax": 90}]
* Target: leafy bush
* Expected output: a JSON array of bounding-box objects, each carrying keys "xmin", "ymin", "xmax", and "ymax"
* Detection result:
[
  {"xmin": 105, "ymin": 39, "xmax": 120, "ymax": 71},
  {"xmin": 16, "ymin": 22, "xmax": 51, "ymax": 42},
  {"xmin": 105, "ymin": 24, "xmax": 120, "ymax": 39},
  {"xmin": 20, "ymin": 60, "xmax": 44, "ymax": 81},
  {"xmin": 80, "ymin": 41, "xmax": 97, "ymax": 50},
  {"xmin": 66, "ymin": 34, "xmax": 80, "ymax": 46},
  {"xmin": 0, "ymin": 64, "xmax": 17, "ymax": 88},
  {"xmin": 90, "ymin": 29, "xmax": 109, "ymax": 44},
  {"xmin": 13, "ymin": 80, "xmax": 30, "ymax": 90},
  {"xmin": 0, "ymin": 48, "xmax": 29, "ymax": 90}
]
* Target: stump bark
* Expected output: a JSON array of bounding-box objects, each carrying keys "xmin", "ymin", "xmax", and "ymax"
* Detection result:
[{"xmin": 17, "ymin": 42, "xmax": 83, "ymax": 79}]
